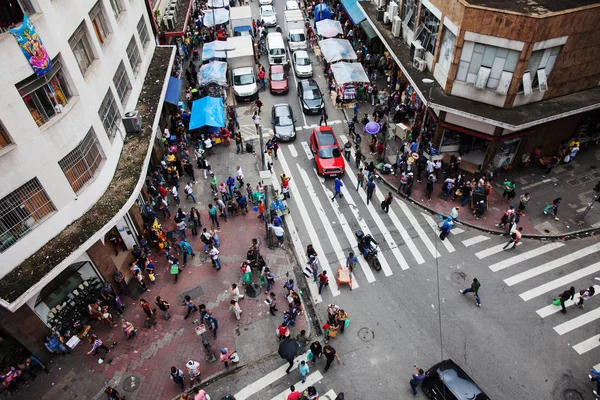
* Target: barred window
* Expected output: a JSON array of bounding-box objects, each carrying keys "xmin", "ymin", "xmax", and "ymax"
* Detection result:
[
  {"xmin": 89, "ymin": 1, "xmax": 111, "ymax": 45},
  {"xmin": 0, "ymin": 178, "xmax": 56, "ymax": 253},
  {"xmin": 69, "ymin": 22, "xmax": 96, "ymax": 75},
  {"xmin": 58, "ymin": 129, "xmax": 105, "ymax": 193},
  {"xmin": 108, "ymin": 0, "xmax": 125, "ymax": 19},
  {"xmin": 0, "ymin": 122, "xmax": 14, "ymax": 150},
  {"xmin": 126, "ymin": 36, "xmax": 141, "ymax": 76},
  {"xmin": 137, "ymin": 17, "xmax": 150, "ymax": 49},
  {"xmin": 113, "ymin": 61, "xmax": 131, "ymax": 104},
  {"xmin": 98, "ymin": 89, "xmax": 121, "ymax": 140}
]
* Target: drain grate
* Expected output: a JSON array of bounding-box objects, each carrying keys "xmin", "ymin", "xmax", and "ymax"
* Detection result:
[
  {"xmin": 358, "ymin": 327, "xmax": 374, "ymax": 342},
  {"xmin": 122, "ymin": 376, "xmax": 141, "ymax": 392},
  {"xmin": 243, "ymin": 282, "xmax": 262, "ymax": 298}
]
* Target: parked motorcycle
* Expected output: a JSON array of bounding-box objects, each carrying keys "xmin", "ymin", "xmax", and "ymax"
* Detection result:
[{"xmin": 355, "ymin": 230, "xmax": 381, "ymax": 271}]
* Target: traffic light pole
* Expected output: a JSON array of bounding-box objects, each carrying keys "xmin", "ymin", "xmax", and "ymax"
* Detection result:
[{"xmin": 576, "ymin": 190, "xmax": 600, "ymax": 226}]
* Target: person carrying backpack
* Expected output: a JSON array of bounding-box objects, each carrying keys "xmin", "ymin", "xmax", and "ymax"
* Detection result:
[{"xmin": 577, "ymin": 286, "xmax": 595, "ymax": 308}]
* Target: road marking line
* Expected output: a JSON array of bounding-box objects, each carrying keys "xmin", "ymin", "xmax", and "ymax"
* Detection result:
[
  {"xmin": 572, "ymin": 334, "xmax": 600, "ymax": 355},
  {"xmin": 488, "ymin": 242, "xmax": 564, "ymax": 272},
  {"xmin": 554, "ymin": 307, "xmax": 600, "ymax": 335},
  {"xmin": 462, "ymin": 235, "xmax": 489, "ymax": 247},
  {"xmin": 277, "ymin": 151, "xmax": 340, "ymax": 298},
  {"xmin": 475, "ymin": 242, "xmax": 522, "ymax": 259},
  {"xmin": 270, "ymin": 371, "xmax": 324, "ymax": 400},
  {"xmin": 397, "ymin": 200, "xmax": 440, "ymax": 259},
  {"xmin": 506, "ymin": 244, "xmax": 600, "ymax": 286},
  {"xmin": 521, "ymin": 178, "xmax": 552, "ymax": 190},
  {"xmin": 594, "ymin": 362, "xmax": 600, "ymax": 371},
  {"xmin": 313, "ymin": 169, "xmax": 375, "ymax": 283},
  {"xmin": 520, "ymin": 261, "xmax": 600, "ymax": 302},
  {"xmin": 536, "ymin": 285, "xmax": 600, "ymax": 318},
  {"xmin": 234, "ymin": 354, "xmax": 309, "ymax": 399},
  {"xmin": 296, "ymin": 167, "xmax": 360, "ymax": 290},
  {"xmin": 300, "ymin": 141, "xmax": 313, "ymax": 160},
  {"xmin": 288, "ymin": 143, "xmax": 298, "ymax": 158},
  {"xmin": 322, "ymin": 390, "xmax": 338, "ymax": 399},
  {"xmin": 422, "ymin": 213, "xmax": 455, "ymax": 253},
  {"xmin": 337, "ymin": 160, "xmax": 404, "ymax": 274},
  {"xmin": 452, "ymin": 228, "xmax": 465, "ymax": 235}
]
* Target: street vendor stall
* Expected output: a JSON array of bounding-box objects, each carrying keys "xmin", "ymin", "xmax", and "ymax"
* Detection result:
[
  {"xmin": 198, "ymin": 61, "xmax": 228, "ymax": 99},
  {"xmin": 190, "ymin": 96, "xmax": 226, "ymax": 130},
  {"xmin": 318, "ymin": 39, "xmax": 358, "ymax": 63},
  {"xmin": 201, "ymin": 40, "xmax": 232, "ymax": 62},
  {"xmin": 330, "ymin": 62, "xmax": 370, "ymax": 102},
  {"xmin": 315, "ymin": 19, "xmax": 343, "ymax": 38},
  {"xmin": 202, "ymin": 8, "xmax": 230, "ymax": 28}
]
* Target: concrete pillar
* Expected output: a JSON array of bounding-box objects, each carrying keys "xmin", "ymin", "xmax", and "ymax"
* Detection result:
[
  {"xmin": 432, "ymin": 110, "xmax": 446, "ymax": 148},
  {"xmin": 87, "ymin": 240, "xmax": 120, "ymax": 283},
  {"xmin": 0, "ymin": 306, "xmax": 51, "ymax": 362},
  {"xmin": 482, "ymin": 126, "xmax": 505, "ymax": 169}
]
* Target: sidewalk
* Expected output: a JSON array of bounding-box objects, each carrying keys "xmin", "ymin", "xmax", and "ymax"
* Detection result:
[
  {"xmin": 344, "ymin": 77, "xmax": 600, "ymax": 238},
  {"xmin": 11, "ymin": 125, "xmax": 308, "ymax": 400}
]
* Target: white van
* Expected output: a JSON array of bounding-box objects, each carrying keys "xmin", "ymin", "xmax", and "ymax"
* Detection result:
[
  {"xmin": 287, "ymin": 29, "xmax": 306, "ymax": 51},
  {"xmin": 267, "ymin": 32, "xmax": 287, "ymax": 65}
]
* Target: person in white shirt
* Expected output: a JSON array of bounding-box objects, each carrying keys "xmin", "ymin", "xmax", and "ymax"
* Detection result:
[
  {"xmin": 231, "ymin": 283, "xmax": 244, "ymax": 302},
  {"xmin": 236, "ymin": 166, "xmax": 244, "ymax": 187},
  {"xmin": 252, "ymin": 112, "xmax": 261, "ymax": 132},
  {"xmin": 204, "ymin": 136, "xmax": 214, "ymax": 155},
  {"xmin": 272, "ymin": 225, "xmax": 285, "ymax": 248},
  {"xmin": 185, "ymin": 360, "xmax": 201, "ymax": 384},
  {"xmin": 209, "ymin": 244, "xmax": 221, "ymax": 270}
]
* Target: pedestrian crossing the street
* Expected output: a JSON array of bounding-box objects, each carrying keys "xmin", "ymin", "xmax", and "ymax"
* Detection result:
[
  {"xmin": 272, "ymin": 137, "xmax": 600, "ymax": 361},
  {"xmin": 240, "ymin": 124, "xmax": 273, "ymax": 142}
]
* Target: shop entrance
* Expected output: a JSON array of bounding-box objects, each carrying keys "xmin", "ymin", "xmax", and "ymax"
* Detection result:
[{"xmin": 440, "ymin": 129, "xmax": 490, "ymax": 171}]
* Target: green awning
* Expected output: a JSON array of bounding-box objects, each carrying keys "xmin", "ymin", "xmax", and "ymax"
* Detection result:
[{"xmin": 359, "ymin": 20, "xmax": 378, "ymax": 41}]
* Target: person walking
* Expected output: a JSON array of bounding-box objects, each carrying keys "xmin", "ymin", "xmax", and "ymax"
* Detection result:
[
  {"xmin": 503, "ymin": 227, "xmax": 523, "ymax": 250},
  {"xmin": 298, "ymin": 360, "xmax": 310, "ymax": 383},
  {"xmin": 170, "ymin": 366, "xmax": 185, "ymax": 392},
  {"xmin": 230, "ymin": 299, "xmax": 242, "ymax": 320},
  {"xmin": 495, "ymin": 205, "xmax": 515, "ymax": 228},
  {"xmin": 186, "ymin": 360, "xmax": 202, "ymax": 386},
  {"xmin": 331, "ymin": 177, "xmax": 344, "ymax": 201},
  {"xmin": 344, "ymin": 141, "xmax": 352, "ymax": 161},
  {"xmin": 356, "ymin": 168, "xmax": 365, "ymax": 191},
  {"xmin": 252, "ymin": 112, "xmax": 261, "ymax": 133},
  {"xmin": 255, "ymin": 97, "xmax": 263, "ymax": 114},
  {"xmin": 272, "ymin": 224, "xmax": 285, "ymax": 248},
  {"xmin": 544, "ymin": 197, "xmax": 562, "ymax": 221},
  {"xmin": 309, "ymin": 341, "xmax": 322, "ymax": 365},
  {"xmin": 346, "ymin": 252, "xmax": 358, "ymax": 276},
  {"xmin": 204, "ymin": 313, "xmax": 218, "ymax": 339},
  {"xmin": 409, "ymin": 365, "xmax": 425, "ymax": 397},
  {"xmin": 104, "ymin": 386, "xmax": 125, "ymax": 400},
  {"xmin": 287, "ymin": 385, "xmax": 302, "ymax": 400},
  {"xmin": 577, "ymin": 286, "xmax": 595, "ymax": 308},
  {"xmin": 323, "ymin": 345, "xmax": 340, "ymax": 373},
  {"xmin": 557, "ymin": 286, "xmax": 575, "ymax": 314},
  {"xmin": 589, "ymin": 367, "xmax": 600, "ymax": 398},
  {"xmin": 140, "ymin": 299, "xmax": 157, "ymax": 328},
  {"xmin": 236, "ymin": 166, "xmax": 245, "ymax": 187},
  {"xmin": 425, "ymin": 174, "xmax": 436, "ymax": 201},
  {"xmin": 501, "ymin": 180, "xmax": 516, "ymax": 203},
  {"xmin": 209, "ymin": 244, "xmax": 222, "ymax": 270},
  {"xmin": 319, "ymin": 108, "xmax": 328, "ymax": 126},
  {"xmin": 460, "ymin": 278, "xmax": 482, "ymax": 307},
  {"xmin": 318, "ymin": 270, "xmax": 329, "ymax": 294},
  {"xmin": 381, "ymin": 192, "xmax": 393, "ymax": 213},
  {"xmin": 365, "ymin": 177, "xmax": 376, "ymax": 205},
  {"xmin": 87, "ymin": 334, "xmax": 111, "ymax": 357},
  {"xmin": 518, "ymin": 192, "xmax": 531, "ymax": 214},
  {"xmin": 208, "ymin": 203, "xmax": 220, "ymax": 230},
  {"xmin": 184, "ymin": 182, "xmax": 197, "ymax": 204},
  {"xmin": 231, "ymin": 283, "xmax": 245, "ymax": 302},
  {"xmin": 267, "ymin": 292, "xmax": 278, "ymax": 315},
  {"xmin": 182, "ymin": 295, "xmax": 198, "ymax": 320},
  {"xmin": 156, "ymin": 296, "xmax": 170, "ymax": 320}
]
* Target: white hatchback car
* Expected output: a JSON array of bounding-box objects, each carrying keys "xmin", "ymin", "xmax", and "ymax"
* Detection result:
[
  {"xmin": 260, "ymin": 5, "xmax": 277, "ymax": 27},
  {"xmin": 259, "ymin": 0, "xmax": 272, "ymax": 5},
  {"xmin": 292, "ymin": 50, "xmax": 313, "ymax": 78},
  {"xmin": 285, "ymin": 0, "xmax": 299, "ymax": 10}
]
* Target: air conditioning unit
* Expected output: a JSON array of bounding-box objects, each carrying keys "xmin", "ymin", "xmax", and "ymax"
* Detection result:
[
  {"xmin": 413, "ymin": 57, "xmax": 426, "ymax": 72},
  {"xmin": 410, "ymin": 40, "xmax": 424, "ymax": 60},
  {"xmin": 387, "ymin": 1, "xmax": 398, "ymax": 18},
  {"xmin": 392, "ymin": 16, "xmax": 401, "ymax": 37},
  {"xmin": 122, "ymin": 111, "xmax": 142, "ymax": 133},
  {"xmin": 167, "ymin": 3, "xmax": 177, "ymax": 13},
  {"xmin": 170, "ymin": 0, "xmax": 179, "ymax": 11},
  {"xmin": 163, "ymin": 15, "xmax": 175, "ymax": 30},
  {"xmin": 168, "ymin": 10, "xmax": 178, "ymax": 24},
  {"xmin": 375, "ymin": 0, "xmax": 386, "ymax": 8},
  {"xmin": 383, "ymin": 12, "xmax": 391, "ymax": 24}
]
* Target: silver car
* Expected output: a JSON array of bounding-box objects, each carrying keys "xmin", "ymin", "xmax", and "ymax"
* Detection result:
[
  {"xmin": 272, "ymin": 104, "xmax": 297, "ymax": 141},
  {"xmin": 292, "ymin": 50, "xmax": 313, "ymax": 78}
]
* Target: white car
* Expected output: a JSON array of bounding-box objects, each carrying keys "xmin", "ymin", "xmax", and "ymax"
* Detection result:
[
  {"xmin": 285, "ymin": 0, "xmax": 299, "ymax": 10},
  {"xmin": 259, "ymin": 0, "xmax": 272, "ymax": 5},
  {"xmin": 260, "ymin": 6, "xmax": 277, "ymax": 27},
  {"xmin": 292, "ymin": 50, "xmax": 313, "ymax": 77}
]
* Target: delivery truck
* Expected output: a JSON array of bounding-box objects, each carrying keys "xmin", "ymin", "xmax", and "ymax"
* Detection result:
[
  {"xmin": 230, "ymin": 5, "xmax": 253, "ymax": 37},
  {"xmin": 284, "ymin": 10, "xmax": 306, "ymax": 51},
  {"xmin": 227, "ymin": 36, "xmax": 258, "ymax": 102}
]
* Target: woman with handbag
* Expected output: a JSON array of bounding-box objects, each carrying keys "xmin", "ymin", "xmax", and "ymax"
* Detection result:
[{"xmin": 336, "ymin": 309, "xmax": 349, "ymax": 334}]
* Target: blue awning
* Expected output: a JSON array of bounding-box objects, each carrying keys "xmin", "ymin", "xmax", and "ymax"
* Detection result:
[
  {"xmin": 189, "ymin": 97, "xmax": 225, "ymax": 130},
  {"xmin": 340, "ymin": 0, "xmax": 366, "ymax": 25},
  {"xmin": 165, "ymin": 76, "xmax": 182, "ymax": 106}
]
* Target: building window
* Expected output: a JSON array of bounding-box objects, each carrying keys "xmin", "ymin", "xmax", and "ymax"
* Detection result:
[
  {"xmin": 0, "ymin": 122, "xmax": 14, "ymax": 150},
  {"xmin": 438, "ymin": 29, "xmax": 456, "ymax": 73},
  {"xmin": 401, "ymin": 0, "xmax": 417, "ymax": 31},
  {"xmin": 0, "ymin": 0, "xmax": 35, "ymax": 34},
  {"xmin": 0, "ymin": 178, "xmax": 56, "ymax": 253},
  {"xmin": 126, "ymin": 36, "xmax": 142, "ymax": 76},
  {"xmin": 58, "ymin": 129, "xmax": 104, "ymax": 193},
  {"xmin": 89, "ymin": 1, "xmax": 111, "ymax": 45},
  {"xmin": 456, "ymin": 41, "xmax": 520, "ymax": 91},
  {"xmin": 98, "ymin": 89, "xmax": 121, "ymax": 140},
  {"xmin": 137, "ymin": 17, "xmax": 150, "ymax": 49},
  {"xmin": 522, "ymin": 46, "xmax": 560, "ymax": 94},
  {"xmin": 108, "ymin": 0, "xmax": 124, "ymax": 19},
  {"xmin": 16, "ymin": 59, "xmax": 72, "ymax": 127},
  {"xmin": 413, "ymin": 8, "xmax": 440, "ymax": 55},
  {"xmin": 69, "ymin": 22, "xmax": 96, "ymax": 75},
  {"xmin": 113, "ymin": 61, "xmax": 132, "ymax": 105}
]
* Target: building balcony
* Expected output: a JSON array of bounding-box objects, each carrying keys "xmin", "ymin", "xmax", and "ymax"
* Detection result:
[{"xmin": 0, "ymin": 0, "xmax": 35, "ymax": 34}]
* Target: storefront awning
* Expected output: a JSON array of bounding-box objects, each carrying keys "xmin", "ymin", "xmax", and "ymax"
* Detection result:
[
  {"xmin": 340, "ymin": 0, "xmax": 366, "ymax": 25},
  {"xmin": 165, "ymin": 76, "xmax": 182, "ymax": 106},
  {"xmin": 358, "ymin": 20, "xmax": 377, "ymax": 41}
]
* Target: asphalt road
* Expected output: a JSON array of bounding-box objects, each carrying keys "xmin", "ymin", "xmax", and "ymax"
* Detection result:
[{"xmin": 210, "ymin": 2, "xmax": 600, "ymax": 399}]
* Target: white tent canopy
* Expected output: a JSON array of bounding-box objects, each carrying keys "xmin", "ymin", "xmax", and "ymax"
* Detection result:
[
  {"xmin": 331, "ymin": 62, "xmax": 370, "ymax": 84},
  {"xmin": 318, "ymin": 39, "xmax": 357, "ymax": 63},
  {"xmin": 206, "ymin": 0, "xmax": 227, "ymax": 7},
  {"xmin": 198, "ymin": 61, "xmax": 228, "ymax": 86},
  {"xmin": 315, "ymin": 19, "xmax": 343, "ymax": 38},
  {"xmin": 202, "ymin": 8, "xmax": 230, "ymax": 27},
  {"xmin": 201, "ymin": 40, "xmax": 234, "ymax": 61}
]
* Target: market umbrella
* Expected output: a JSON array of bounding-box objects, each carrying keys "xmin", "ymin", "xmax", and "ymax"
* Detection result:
[
  {"xmin": 316, "ymin": 19, "xmax": 343, "ymax": 38},
  {"xmin": 278, "ymin": 338, "xmax": 299, "ymax": 361},
  {"xmin": 203, "ymin": 8, "xmax": 230, "ymax": 27},
  {"xmin": 365, "ymin": 122, "xmax": 381, "ymax": 135}
]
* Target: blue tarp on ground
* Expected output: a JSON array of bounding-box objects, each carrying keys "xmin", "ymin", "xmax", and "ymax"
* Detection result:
[
  {"xmin": 165, "ymin": 76, "xmax": 182, "ymax": 105},
  {"xmin": 190, "ymin": 97, "xmax": 225, "ymax": 130},
  {"xmin": 340, "ymin": 0, "xmax": 366, "ymax": 25}
]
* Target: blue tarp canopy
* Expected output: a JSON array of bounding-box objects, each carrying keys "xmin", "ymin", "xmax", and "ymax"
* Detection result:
[
  {"xmin": 165, "ymin": 76, "xmax": 182, "ymax": 106},
  {"xmin": 190, "ymin": 97, "xmax": 225, "ymax": 130},
  {"xmin": 340, "ymin": 0, "xmax": 366, "ymax": 25}
]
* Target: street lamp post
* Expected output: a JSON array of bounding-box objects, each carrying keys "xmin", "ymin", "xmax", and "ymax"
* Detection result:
[{"xmin": 417, "ymin": 78, "xmax": 434, "ymax": 153}]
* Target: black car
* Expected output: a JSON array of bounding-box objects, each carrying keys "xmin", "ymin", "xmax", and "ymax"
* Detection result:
[
  {"xmin": 421, "ymin": 360, "xmax": 490, "ymax": 400},
  {"xmin": 271, "ymin": 104, "xmax": 296, "ymax": 141},
  {"xmin": 298, "ymin": 79, "xmax": 324, "ymax": 115}
]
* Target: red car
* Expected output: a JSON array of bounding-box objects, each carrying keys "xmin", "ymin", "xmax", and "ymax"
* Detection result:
[
  {"xmin": 310, "ymin": 126, "xmax": 345, "ymax": 176},
  {"xmin": 269, "ymin": 64, "xmax": 289, "ymax": 94}
]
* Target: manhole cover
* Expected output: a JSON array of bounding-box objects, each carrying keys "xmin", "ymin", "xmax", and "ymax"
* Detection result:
[
  {"xmin": 562, "ymin": 389, "xmax": 583, "ymax": 400},
  {"xmin": 358, "ymin": 327, "xmax": 374, "ymax": 342},
  {"xmin": 451, "ymin": 271, "xmax": 466, "ymax": 284},
  {"xmin": 244, "ymin": 282, "xmax": 262, "ymax": 298},
  {"xmin": 567, "ymin": 179, "xmax": 580, "ymax": 186},
  {"xmin": 122, "ymin": 375, "xmax": 141, "ymax": 392}
]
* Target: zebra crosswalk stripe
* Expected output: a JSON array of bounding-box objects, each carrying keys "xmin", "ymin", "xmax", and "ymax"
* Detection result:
[
  {"xmin": 520, "ymin": 261, "xmax": 600, "ymax": 301},
  {"xmin": 554, "ymin": 307, "xmax": 600, "ymax": 335},
  {"xmin": 475, "ymin": 242, "xmax": 522, "ymax": 259},
  {"xmin": 462, "ymin": 235, "xmax": 489, "ymax": 247},
  {"xmin": 270, "ymin": 371, "xmax": 324, "ymax": 400},
  {"xmin": 488, "ymin": 242, "xmax": 565, "ymax": 272},
  {"xmin": 536, "ymin": 286, "xmax": 600, "ymax": 318},
  {"xmin": 572, "ymin": 334, "xmax": 600, "ymax": 355}
]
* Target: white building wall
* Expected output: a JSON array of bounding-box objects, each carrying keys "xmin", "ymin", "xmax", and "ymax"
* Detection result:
[{"xmin": 0, "ymin": 0, "xmax": 156, "ymax": 278}]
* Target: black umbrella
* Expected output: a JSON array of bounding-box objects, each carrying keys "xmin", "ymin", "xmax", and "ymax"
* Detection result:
[{"xmin": 278, "ymin": 338, "xmax": 299, "ymax": 361}]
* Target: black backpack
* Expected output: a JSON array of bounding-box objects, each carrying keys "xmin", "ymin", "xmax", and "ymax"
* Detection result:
[{"xmin": 589, "ymin": 286, "xmax": 595, "ymax": 296}]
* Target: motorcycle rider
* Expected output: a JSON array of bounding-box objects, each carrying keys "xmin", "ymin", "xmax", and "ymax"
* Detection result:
[{"xmin": 357, "ymin": 233, "xmax": 378, "ymax": 257}]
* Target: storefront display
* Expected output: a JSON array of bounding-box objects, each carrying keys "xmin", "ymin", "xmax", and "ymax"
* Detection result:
[{"xmin": 493, "ymin": 137, "xmax": 522, "ymax": 168}]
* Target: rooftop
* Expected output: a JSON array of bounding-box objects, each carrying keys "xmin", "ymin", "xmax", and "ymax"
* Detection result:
[
  {"xmin": 0, "ymin": 46, "xmax": 175, "ymax": 304},
  {"xmin": 464, "ymin": 0, "xmax": 600, "ymax": 15},
  {"xmin": 361, "ymin": 2, "xmax": 600, "ymax": 130}
]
